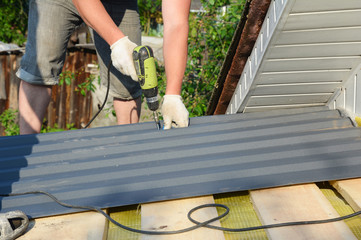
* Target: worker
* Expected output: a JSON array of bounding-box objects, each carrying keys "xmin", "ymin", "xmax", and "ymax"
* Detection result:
[
  {"xmin": 72, "ymin": 0, "xmax": 190, "ymax": 130},
  {"xmin": 17, "ymin": 0, "xmax": 142, "ymax": 134},
  {"xmin": 17, "ymin": 0, "xmax": 189, "ymax": 134}
]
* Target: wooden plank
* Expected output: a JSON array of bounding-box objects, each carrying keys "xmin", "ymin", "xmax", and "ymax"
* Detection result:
[
  {"xmin": 140, "ymin": 196, "xmax": 225, "ymax": 240},
  {"xmin": 332, "ymin": 178, "xmax": 361, "ymax": 212},
  {"xmin": 17, "ymin": 211, "xmax": 108, "ymax": 240},
  {"xmin": 0, "ymin": 56, "xmax": 6, "ymax": 100},
  {"xmin": 250, "ymin": 184, "xmax": 357, "ymax": 240},
  {"xmin": 8, "ymin": 55, "xmax": 20, "ymax": 110}
]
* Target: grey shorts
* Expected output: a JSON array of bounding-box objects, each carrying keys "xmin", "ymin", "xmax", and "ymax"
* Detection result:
[{"xmin": 16, "ymin": 0, "xmax": 142, "ymax": 100}]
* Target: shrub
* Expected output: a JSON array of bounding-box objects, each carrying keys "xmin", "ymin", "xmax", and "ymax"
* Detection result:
[
  {"xmin": 0, "ymin": 109, "xmax": 19, "ymax": 136},
  {"xmin": 0, "ymin": 0, "xmax": 28, "ymax": 45}
]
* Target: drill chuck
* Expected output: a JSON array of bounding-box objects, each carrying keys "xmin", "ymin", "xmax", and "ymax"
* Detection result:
[{"xmin": 133, "ymin": 46, "xmax": 159, "ymax": 111}]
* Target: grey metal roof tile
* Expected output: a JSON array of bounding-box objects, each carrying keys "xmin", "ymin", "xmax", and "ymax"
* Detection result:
[{"xmin": 1, "ymin": 107, "xmax": 361, "ymax": 218}]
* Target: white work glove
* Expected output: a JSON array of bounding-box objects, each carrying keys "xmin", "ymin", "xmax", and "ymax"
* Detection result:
[
  {"xmin": 161, "ymin": 95, "xmax": 189, "ymax": 130},
  {"xmin": 110, "ymin": 36, "xmax": 138, "ymax": 81}
]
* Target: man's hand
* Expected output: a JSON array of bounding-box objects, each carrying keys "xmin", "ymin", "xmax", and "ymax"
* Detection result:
[
  {"xmin": 161, "ymin": 95, "xmax": 189, "ymax": 130},
  {"xmin": 110, "ymin": 36, "xmax": 138, "ymax": 81}
]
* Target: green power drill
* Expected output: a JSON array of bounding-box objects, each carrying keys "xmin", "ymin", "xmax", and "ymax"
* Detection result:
[{"xmin": 132, "ymin": 46, "xmax": 161, "ymax": 129}]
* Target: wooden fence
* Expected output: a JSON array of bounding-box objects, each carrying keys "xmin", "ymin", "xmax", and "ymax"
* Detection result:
[{"xmin": 0, "ymin": 48, "xmax": 98, "ymax": 136}]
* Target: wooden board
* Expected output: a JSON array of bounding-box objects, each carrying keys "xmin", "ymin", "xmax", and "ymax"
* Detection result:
[
  {"xmin": 0, "ymin": 57, "xmax": 6, "ymax": 100},
  {"xmin": 17, "ymin": 211, "xmax": 108, "ymax": 240},
  {"xmin": 332, "ymin": 178, "xmax": 361, "ymax": 212},
  {"xmin": 9, "ymin": 55, "xmax": 20, "ymax": 110},
  {"xmin": 140, "ymin": 196, "xmax": 225, "ymax": 240},
  {"xmin": 250, "ymin": 183, "xmax": 357, "ymax": 240}
]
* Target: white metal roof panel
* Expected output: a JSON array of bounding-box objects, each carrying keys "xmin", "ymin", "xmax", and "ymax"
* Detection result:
[{"xmin": 227, "ymin": 0, "xmax": 361, "ymax": 114}]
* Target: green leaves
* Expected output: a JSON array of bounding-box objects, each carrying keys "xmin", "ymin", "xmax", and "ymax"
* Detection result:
[
  {"xmin": 0, "ymin": 109, "xmax": 19, "ymax": 136},
  {"xmin": 59, "ymin": 71, "xmax": 74, "ymax": 86},
  {"xmin": 137, "ymin": 0, "xmax": 163, "ymax": 36},
  {"xmin": 0, "ymin": 0, "xmax": 28, "ymax": 45},
  {"xmin": 59, "ymin": 69, "xmax": 98, "ymax": 97},
  {"xmin": 181, "ymin": 1, "xmax": 246, "ymax": 117}
]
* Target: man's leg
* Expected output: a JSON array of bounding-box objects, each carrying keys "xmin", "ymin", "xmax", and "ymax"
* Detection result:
[
  {"xmin": 92, "ymin": 1, "xmax": 142, "ymax": 125},
  {"xmin": 17, "ymin": 0, "xmax": 83, "ymax": 134},
  {"xmin": 113, "ymin": 97, "xmax": 141, "ymax": 125},
  {"xmin": 19, "ymin": 81, "xmax": 52, "ymax": 134}
]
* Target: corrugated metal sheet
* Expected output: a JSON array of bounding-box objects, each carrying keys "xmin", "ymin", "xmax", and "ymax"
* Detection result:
[
  {"xmin": 0, "ymin": 41, "xmax": 24, "ymax": 55},
  {"xmin": 226, "ymin": 0, "xmax": 361, "ymax": 114},
  {"xmin": 1, "ymin": 106, "xmax": 361, "ymax": 218}
]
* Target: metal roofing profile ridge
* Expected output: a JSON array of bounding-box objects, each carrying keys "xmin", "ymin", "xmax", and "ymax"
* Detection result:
[
  {"xmin": 226, "ymin": 0, "xmax": 361, "ymax": 114},
  {"xmin": 1, "ymin": 107, "xmax": 361, "ymax": 218}
]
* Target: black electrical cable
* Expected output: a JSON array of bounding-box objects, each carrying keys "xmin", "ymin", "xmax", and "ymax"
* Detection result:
[
  {"xmin": 0, "ymin": 191, "xmax": 226, "ymax": 235},
  {"xmin": 1, "ymin": 190, "xmax": 361, "ymax": 235},
  {"xmin": 82, "ymin": 60, "xmax": 112, "ymax": 129},
  {"xmin": 187, "ymin": 203, "xmax": 361, "ymax": 232}
]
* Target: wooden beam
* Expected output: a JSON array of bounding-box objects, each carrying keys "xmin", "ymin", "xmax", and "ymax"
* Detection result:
[
  {"xmin": 17, "ymin": 211, "xmax": 108, "ymax": 240},
  {"xmin": 140, "ymin": 196, "xmax": 225, "ymax": 240},
  {"xmin": 0, "ymin": 56, "xmax": 6, "ymax": 100},
  {"xmin": 332, "ymin": 178, "xmax": 361, "ymax": 212},
  {"xmin": 250, "ymin": 184, "xmax": 356, "ymax": 240},
  {"xmin": 8, "ymin": 55, "xmax": 20, "ymax": 110}
]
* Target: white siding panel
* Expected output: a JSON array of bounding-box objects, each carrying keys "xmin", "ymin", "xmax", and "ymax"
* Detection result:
[
  {"xmin": 259, "ymin": 70, "xmax": 349, "ymax": 85},
  {"xmin": 344, "ymin": 76, "xmax": 356, "ymax": 115},
  {"xmin": 269, "ymin": 42, "xmax": 361, "ymax": 59},
  {"xmin": 291, "ymin": 0, "xmax": 361, "ymax": 13},
  {"xmin": 244, "ymin": 103, "xmax": 325, "ymax": 113},
  {"xmin": 247, "ymin": 93, "xmax": 331, "ymax": 107},
  {"xmin": 328, "ymin": 67, "xmax": 361, "ymax": 119},
  {"xmin": 263, "ymin": 56, "xmax": 361, "ymax": 72},
  {"xmin": 278, "ymin": 27, "xmax": 361, "ymax": 45},
  {"xmin": 285, "ymin": 10, "xmax": 361, "ymax": 31},
  {"xmin": 356, "ymin": 73, "xmax": 361, "ymax": 116},
  {"xmin": 253, "ymin": 82, "xmax": 340, "ymax": 95},
  {"xmin": 227, "ymin": 0, "xmax": 361, "ymax": 115}
]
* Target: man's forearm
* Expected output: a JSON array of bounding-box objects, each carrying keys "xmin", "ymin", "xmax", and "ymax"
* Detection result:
[
  {"xmin": 72, "ymin": 0, "xmax": 124, "ymax": 45},
  {"xmin": 162, "ymin": 0, "xmax": 191, "ymax": 95}
]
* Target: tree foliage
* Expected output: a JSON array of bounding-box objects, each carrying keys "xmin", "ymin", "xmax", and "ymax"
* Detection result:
[
  {"xmin": 137, "ymin": 0, "xmax": 163, "ymax": 36},
  {"xmin": 183, "ymin": 0, "xmax": 246, "ymax": 117},
  {"xmin": 0, "ymin": 109, "xmax": 19, "ymax": 136},
  {"xmin": 0, "ymin": 0, "xmax": 28, "ymax": 45}
]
